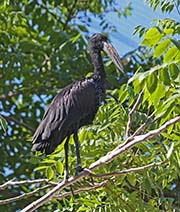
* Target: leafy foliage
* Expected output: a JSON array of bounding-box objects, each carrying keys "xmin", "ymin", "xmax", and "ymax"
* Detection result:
[
  {"xmin": 0, "ymin": 0, "xmax": 180, "ymax": 211},
  {"xmin": 145, "ymin": 0, "xmax": 177, "ymax": 13}
]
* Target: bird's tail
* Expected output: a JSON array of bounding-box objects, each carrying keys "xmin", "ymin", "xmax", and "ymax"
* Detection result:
[{"xmin": 32, "ymin": 140, "xmax": 54, "ymax": 155}]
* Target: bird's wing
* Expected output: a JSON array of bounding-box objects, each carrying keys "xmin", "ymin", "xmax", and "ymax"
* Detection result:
[{"xmin": 32, "ymin": 78, "xmax": 97, "ymax": 152}]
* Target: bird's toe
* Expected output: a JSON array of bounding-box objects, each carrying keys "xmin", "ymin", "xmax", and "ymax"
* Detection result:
[{"xmin": 76, "ymin": 164, "xmax": 83, "ymax": 175}]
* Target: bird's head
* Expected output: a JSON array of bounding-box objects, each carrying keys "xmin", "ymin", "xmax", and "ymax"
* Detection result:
[{"xmin": 89, "ymin": 33, "xmax": 124, "ymax": 74}]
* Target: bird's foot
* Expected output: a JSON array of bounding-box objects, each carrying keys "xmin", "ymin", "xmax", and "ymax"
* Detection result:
[
  {"xmin": 76, "ymin": 164, "xmax": 83, "ymax": 175},
  {"xmin": 76, "ymin": 166, "xmax": 93, "ymax": 178}
]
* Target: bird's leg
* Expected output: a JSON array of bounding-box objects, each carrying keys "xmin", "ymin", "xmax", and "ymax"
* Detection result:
[
  {"xmin": 64, "ymin": 136, "xmax": 70, "ymax": 181},
  {"xmin": 74, "ymin": 132, "xmax": 94, "ymax": 185},
  {"xmin": 73, "ymin": 131, "xmax": 83, "ymax": 174}
]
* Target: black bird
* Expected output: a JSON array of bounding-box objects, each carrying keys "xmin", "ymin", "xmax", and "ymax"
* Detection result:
[{"xmin": 32, "ymin": 33, "xmax": 124, "ymax": 180}]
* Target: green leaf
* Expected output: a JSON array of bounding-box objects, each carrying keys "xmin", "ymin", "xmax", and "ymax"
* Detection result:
[
  {"xmin": 167, "ymin": 143, "xmax": 174, "ymax": 159},
  {"xmin": 133, "ymin": 78, "xmax": 144, "ymax": 94},
  {"xmin": 128, "ymin": 71, "xmax": 148, "ymax": 84},
  {"xmin": 153, "ymin": 39, "xmax": 171, "ymax": 58},
  {"xmin": 142, "ymin": 27, "xmax": 163, "ymax": 47},
  {"xmin": 170, "ymin": 39, "xmax": 180, "ymax": 50},
  {"xmin": 127, "ymin": 174, "xmax": 136, "ymax": 186},
  {"xmin": 159, "ymin": 68, "xmax": 171, "ymax": 86},
  {"xmin": 128, "ymin": 61, "xmax": 179, "ymax": 85},
  {"xmin": 35, "ymin": 166, "xmax": 48, "ymax": 171},
  {"xmin": 160, "ymin": 102, "xmax": 175, "ymax": 123},
  {"xmin": 164, "ymin": 46, "xmax": 179, "ymax": 62},
  {"xmin": 164, "ymin": 93, "xmax": 180, "ymax": 105},
  {"xmin": 119, "ymin": 84, "xmax": 128, "ymax": 103},
  {"xmin": 78, "ymin": 206, "xmax": 90, "ymax": 211},
  {"xmin": 56, "ymin": 161, "xmax": 64, "ymax": 175},
  {"xmin": 133, "ymin": 25, "xmax": 142, "ymax": 35},
  {"xmin": 42, "ymin": 159, "xmax": 57, "ymax": 164},
  {"xmin": 164, "ymin": 28, "xmax": 174, "ymax": 35},
  {"xmin": 150, "ymin": 82, "xmax": 166, "ymax": 107},
  {"xmin": 0, "ymin": 115, "xmax": 7, "ymax": 132},
  {"xmin": 146, "ymin": 73, "xmax": 158, "ymax": 93},
  {"xmin": 46, "ymin": 167, "xmax": 54, "ymax": 180},
  {"xmin": 71, "ymin": 33, "xmax": 81, "ymax": 43},
  {"xmin": 169, "ymin": 64, "xmax": 179, "ymax": 80},
  {"xmin": 78, "ymin": 25, "xmax": 88, "ymax": 32},
  {"xmin": 29, "ymin": 156, "xmax": 40, "ymax": 165}
]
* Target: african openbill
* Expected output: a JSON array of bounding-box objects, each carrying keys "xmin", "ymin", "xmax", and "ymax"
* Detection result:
[{"xmin": 32, "ymin": 33, "xmax": 124, "ymax": 180}]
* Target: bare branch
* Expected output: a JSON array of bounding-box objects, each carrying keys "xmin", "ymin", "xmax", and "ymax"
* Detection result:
[
  {"xmin": 126, "ymin": 90, "xmax": 144, "ymax": 137},
  {"xmin": 0, "ymin": 185, "xmax": 50, "ymax": 205},
  {"xmin": 0, "ymin": 178, "xmax": 16, "ymax": 190},
  {"xmin": 0, "ymin": 179, "xmax": 57, "ymax": 191},
  {"xmin": 89, "ymin": 115, "xmax": 180, "ymax": 170},
  {"xmin": 3, "ymin": 161, "xmax": 166, "ymax": 205},
  {"xmin": 89, "ymin": 160, "xmax": 167, "ymax": 178},
  {"xmin": 21, "ymin": 115, "xmax": 179, "ymax": 212},
  {"xmin": 21, "ymin": 171, "xmax": 91, "ymax": 212},
  {"xmin": 55, "ymin": 180, "xmax": 108, "ymax": 200}
]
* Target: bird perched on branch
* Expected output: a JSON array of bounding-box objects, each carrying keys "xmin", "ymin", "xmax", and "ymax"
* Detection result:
[{"xmin": 32, "ymin": 33, "xmax": 124, "ymax": 180}]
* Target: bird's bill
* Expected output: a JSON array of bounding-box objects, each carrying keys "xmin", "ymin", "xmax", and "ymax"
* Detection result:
[{"xmin": 103, "ymin": 41, "xmax": 124, "ymax": 74}]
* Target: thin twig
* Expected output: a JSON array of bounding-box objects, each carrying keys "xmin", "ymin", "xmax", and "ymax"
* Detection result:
[
  {"xmin": 55, "ymin": 180, "xmax": 108, "ymax": 200},
  {"xmin": 89, "ymin": 115, "xmax": 180, "ymax": 170},
  {"xmin": 126, "ymin": 90, "xmax": 144, "ymax": 137},
  {"xmin": 0, "ymin": 179, "xmax": 57, "ymax": 190},
  {"xmin": 63, "ymin": 0, "xmax": 78, "ymax": 30},
  {"xmin": 21, "ymin": 170, "xmax": 91, "ymax": 212},
  {"xmin": 0, "ymin": 185, "xmax": 50, "ymax": 205},
  {"xmin": 0, "ymin": 178, "xmax": 16, "ymax": 190},
  {"xmin": 21, "ymin": 115, "xmax": 180, "ymax": 212},
  {"xmin": 2, "ymin": 161, "xmax": 166, "ymax": 204},
  {"xmin": 89, "ymin": 160, "xmax": 167, "ymax": 178}
]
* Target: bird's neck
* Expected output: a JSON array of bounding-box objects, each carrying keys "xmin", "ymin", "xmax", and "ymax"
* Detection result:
[{"xmin": 90, "ymin": 49, "xmax": 106, "ymax": 79}]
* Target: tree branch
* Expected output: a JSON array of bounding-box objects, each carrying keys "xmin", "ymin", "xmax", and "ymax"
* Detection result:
[
  {"xmin": 0, "ymin": 178, "xmax": 57, "ymax": 190},
  {"xmin": 0, "ymin": 161, "xmax": 166, "ymax": 205},
  {"xmin": 55, "ymin": 180, "xmax": 108, "ymax": 200},
  {"xmin": 89, "ymin": 160, "xmax": 167, "ymax": 179},
  {"xmin": 63, "ymin": 0, "xmax": 78, "ymax": 30},
  {"xmin": 90, "ymin": 115, "xmax": 180, "ymax": 170},
  {"xmin": 21, "ymin": 115, "xmax": 180, "ymax": 212},
  {"xmin": 21, "ymin": 171, "xmax": 91, "ymax": 212},
  {"xmin": 0, "ymin": 185, "xmax": 50, "ymax": 205}
]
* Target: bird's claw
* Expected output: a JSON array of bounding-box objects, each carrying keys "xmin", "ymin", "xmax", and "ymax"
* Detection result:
[
  {"xmin": 76, "ymin": 166, "xmax": 93, "ymax": 178},
  {"xmin": 76, "ymin": 164, "xmax": 83, "ymax": 175}
]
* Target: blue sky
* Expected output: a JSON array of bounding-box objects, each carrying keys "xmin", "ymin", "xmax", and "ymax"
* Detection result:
[{"xmin": 87, "ymin": 0, "xmax": 180, "ymax": 56}]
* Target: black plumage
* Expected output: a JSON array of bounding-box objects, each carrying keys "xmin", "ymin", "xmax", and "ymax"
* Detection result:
[{"xmin": 32, "ymin": 33, "xmax": 124, "ymax": 179}]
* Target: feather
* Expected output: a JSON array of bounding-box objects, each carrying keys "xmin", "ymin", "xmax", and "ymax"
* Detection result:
[{"xmin": 32, "ymin": 77, "xmax": 103, "ymax": 154}]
